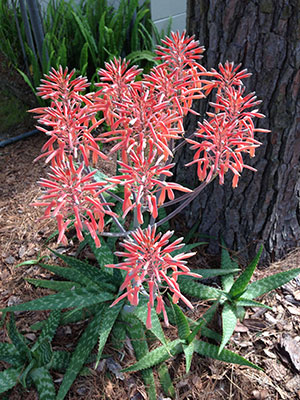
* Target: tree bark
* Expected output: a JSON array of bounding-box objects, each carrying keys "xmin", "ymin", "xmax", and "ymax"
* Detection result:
[{"xmin": 174, "ymin": 0, "xmax": 300, "ymax": 263}]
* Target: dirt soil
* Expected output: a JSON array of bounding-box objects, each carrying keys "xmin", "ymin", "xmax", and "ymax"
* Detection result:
[{"xmin": 1, "ymin": 61, "xmax": 300, "ymax": 400}]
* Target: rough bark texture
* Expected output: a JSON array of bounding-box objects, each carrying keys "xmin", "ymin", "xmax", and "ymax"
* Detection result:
[{"xmin": 174, "ymin": 0, "xmax": 300, "ymax": 263}]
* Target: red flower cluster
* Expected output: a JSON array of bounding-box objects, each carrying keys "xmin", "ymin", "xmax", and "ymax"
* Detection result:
[
  {"xmin": 186, "ymin": 62, "xmax": 269, "ymax": 187},
  {"xmin": 106, "ymin": 225, "xmax": 200, "ymax": 328},
  {"xmin": 31, "ymin": 157, "xmax": 116, "ymax": 246}
]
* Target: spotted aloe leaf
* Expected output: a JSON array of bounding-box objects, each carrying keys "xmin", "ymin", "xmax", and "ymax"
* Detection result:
[
  {"xmin": 126, "ymin": 315, "xmax": 156, "ymax": 400},
  {"xmin": 195, "ymin": 340, "xmax": 262, "ymax": 369},
  {"xmin": 177, "ymin": 279, "xmax": 222, "ymax": 300},
  {"xmin": 122, "ymin": 339, "xmax": 183, "ymax": 372},
  {"xmin": 0, "ymin": 342, "xmax": 24, "ymax": 366},
  {"xmin": 133, "ymin": 299, "xmax": 168, "ymax": 346},
  {"xmin": 30, "ymin": 366, "xmax": 56, "ymax": 400},
  {"xmin": 32, "ymin": 310, "xmax": 61, "ymax": 352},
  {"xmin": 171, "ymin": 301, "xmax": 190, "ymax": 341},
  {"xmin": 219, "ymin": 302, "xmax": 238, "ymax": 354},
  {"xmin": 220, "ymin": 239, "xmax": 235, "ymax": 292},
  {"xmin": 1, "ymin": 288, "xmax": 114, "ymax": 313},
  {"xmin": 229, "ymin": 246, "xmax": 263, "ymax": 298},
  {"xmin": 50, "ymin": 249, "xmax": 116, "ymax": 288},
  {"xmin": 94, "ymin": 301, "xmax": 124, "ymax": 368},
  {"xmin": 158, "ymin": 362, "xmax": 175, "ymax": 398},
  {"xmin": 0, "ymin": 367, "xmax": 22, "ymax": 394},
  {"xmin": 25, "ymin": 278, "xmax": 81, "ymax": 291},
  {"xmin": 7, "ymin": 314, "xmax": 31, "ymax": 362},
  {"xmin": 242, "ymin": 267, "xmax": 300, "ymax": 300},
  {"xmin": 56, "ymin": 305, "xmax": 105, "ymax": 400},
  {"xmin": 85, "ymin": 233, "xmax": 114, "ymax": 269}
]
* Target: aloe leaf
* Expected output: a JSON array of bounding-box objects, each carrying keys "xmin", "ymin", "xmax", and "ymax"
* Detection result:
[
  {"xmin": 220, "ymin": 240, "xmax": 235, "ymax": 292},
  {"xmin": 194, "ymin": 340, "xmax": 262, "ymax": 370},
  {"xmin": 242, "ymin": 267, "xmax": 300, "ymax": 300},
  {"xmin": 158, "ymin": 362, "xmax": 175, "ymax": 398},
  {"xmin": 85, "ymin": 234, "xmax": 114, "ymax": 269},
  {"xmin": 50, "ymin": 351, "xmax": 70, "ymax": 372},
  {"xmin": 30, "ymin": 367, "xmax": 56, "ymax": 400},
  {"xmin": 25, "ymin": 278, "xmax": 81, "ymax": 291},
  {"xmin": 7, "ymin": 314, "xmax": 31, "ymax": 361},
  {"xmin": 111, "ymin": 321, "xmax": 127, "ymax": 351},
  {"xmin": 171, "ymin": 301, "xmax": 190, "ymax": 341},
  {"xmin": 0, "ymin": 367, "xmax": 22, "ymax": 394},
  {"xmin": 56, "ymin": 305, "xmax": 105, "ymax": 400},
  {"xmin": 32, "ymin": 340, "xmax": 52, "ymax": 367},
  {"xmin": 219, "ymin": 303, "xmax": 237, "ymax": 354},
  {"xmin": 126, "ymin": 316, "xmax": 156, "ymax": 400},
  {"xmin": 1, "ymin": 288, "xmax": 114, "ymax": 312},
  {"xmin": 39, "ymin": 263, "xmax": 100, "ymax": 291},
  {"xmin": 122, "ymin": 339, "xmax": 183, "ymax": 372},
  {"xmin": 178, "ymin": 279, "xmax": 222, "ymax": 300},
  {"xmin": 186, "ymin": 319, "xmax": 205, "ymax": 344},
  {"xmin": 32, "ymin": 310, "xmax": 60, "ymax": 352},
  {"xmin": 94, "ymin": 301, "xmax": 123, "ymax": 368},
  {"xmin": 236, "ymin": 299, "xmax": 272, "ymax": 309},
  {"xmin": 229, "ymin": 246, "xmax": 263, "ymax": 298},
  {"xmin": 183, "ymin": 341, "xmax": 195, "ymax": 373},
  {"xmin": 0, "ymin": 342, "xmax": 24, "ymax": 366},
  {"xmin": 133, "ymin": 299, "xmax": 167, "ymax": 346}
]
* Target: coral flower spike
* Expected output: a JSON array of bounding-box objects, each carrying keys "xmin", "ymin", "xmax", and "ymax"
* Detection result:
[{"xmin": 106, "ymin": 225, "xmax": 201, "ymax": 328}]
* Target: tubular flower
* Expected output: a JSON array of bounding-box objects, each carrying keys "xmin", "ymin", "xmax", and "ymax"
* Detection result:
[
  {"xmin": 31, "ymin": 158, "xmax": 116, "ymax": 247},
  {"xmin": 106, "ymin": 225, "xmax": 201, "ymax": 329},
  {"xmin": 30, "ymin": 66, "xmax": 107, "ymax": 165},
  {"xmin": 97, "ymin": 83, "xmax": 184, "ymax": 162},
  {"xmin": 108, "ymin": 144, "xmax": 192, "ymax": 223},
  {"xmin": 186, "ymin": 62, "xmax": 270, "ymax": 187}
]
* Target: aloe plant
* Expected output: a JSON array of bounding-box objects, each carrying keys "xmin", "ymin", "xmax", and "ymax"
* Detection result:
[{"xmin": 178, "ymin": 242, "xmax": 300, "ymax": 354}]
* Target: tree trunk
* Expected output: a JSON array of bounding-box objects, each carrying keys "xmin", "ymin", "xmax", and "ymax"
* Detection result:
[{"xmin": 174, "ymin": 0, "xmax": 300, "ymax": 263}]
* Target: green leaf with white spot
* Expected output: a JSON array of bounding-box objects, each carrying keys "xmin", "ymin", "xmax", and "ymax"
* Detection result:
[
  {"xmin": 50, "ymin": 351, "xmax": 70, "ymax": 372},
  {"xmin": 50, "ymin": 249, "xmax": 115, "ymax": 289},
  {"xmin": 95, "ymin": 301, "xmax": 123, "ymax": 368},
  {"xmin": 32, "ymin": 310, "xmax": 60, "ymax": 352},
  {"xmin": 122, "ymin": 339, "xmax": 183, "ymax": 372},
  {"xmin": 158, "ymin": 362, "xmax": 175, "ymax": 398},
  {"xmin": 221, "ymin": 240, "xmax": 235, "ymax": 292},
  {"xmin": 0, "ymin": 367, "xmax": 22, "ymax": 394},
  {"xmin": 111, "ymin": 321, "xmax": 127, "ymax": 351},
  {"xmin": 85, "ymin": 234, "xmax": 114, "ymax": 269},
  {"xmin": 229, "ymin": 246, "xmax": 263, "ymax": 298},
  {"xmin": 191, "ymin": 268, "xmax": 240, "ymax": 279},
  {"xmin": 194, "ymin": 340, "xmax": 262, "ymax": 369},
  {"xmin": 178, "ymin": 278, "xmax": 222, "ymax": 300},
  {"xmin": 242, "ymin": 268, "xmax": 300, "ymax": 300},
  {"xmin": 25, "ymin": 278, "xmax": 81, "ymax": 291},
  {"xmin": 0, "ymin": 342, "xmax": 24, "ymax": 366},
  {"xmin": 56, "ymin": 305, "xmax": 105, "ymax": 400},
  {"xmin": 183, "ymin": 341, "xmax": 195, "ymax": 373},
  {"xmin": 171, "ymin": 301, "xmax": 190, "ymax": 341},
  {"xmin": 133, "ymin": 299, "xmax": 167, "ymax": 346},
  {"xmin": 32, "ymin": 340, "xmax": 52, "ymax": 367},
  {"xmin": 7, "ymin": 314, "xmax": 31, "ymax": 361},
  {"xmin": 1, "ymin": 288, "xmax": 114, "ymax": 312},
  {"xmin": 30, "ymin": 367, "xmax": 56, "ymax": 400},
  {"xmin": 219, "ymin": 303, "xmax": 237, "ymax": 354},
  {"xmin": 236, "ymin": 299, "xmax": 272, "ymax": 309},
  {"xmin": 39, "ymin": 263, "xmax": 99, "ymax": 291},
  {"xmin": 126, "ymin": 316, "xmax": 156, "ymax": 400}
]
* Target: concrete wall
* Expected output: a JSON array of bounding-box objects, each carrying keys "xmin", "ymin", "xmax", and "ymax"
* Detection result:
[{"xmin": 150, "ymin": 0, "xmax": 186, "ymax": 32}]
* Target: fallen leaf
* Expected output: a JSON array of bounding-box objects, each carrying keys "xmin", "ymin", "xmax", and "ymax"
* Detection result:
[{"xmin": 280, "ymin": 335, "xmax": 300, "ymax": 371}]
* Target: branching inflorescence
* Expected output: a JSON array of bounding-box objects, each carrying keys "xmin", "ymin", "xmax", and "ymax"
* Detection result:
[{"xmin": 32, "ymin": 31, "xmax": 269, "ymax": 327}]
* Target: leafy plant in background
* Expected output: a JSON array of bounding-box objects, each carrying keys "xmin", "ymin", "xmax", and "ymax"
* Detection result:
[
  {"xmin": 0, "ymin": 0, "xmax": 170, "ymax": 100},
  {"xmin": 1, "ymin": 31, "xmax": 300, "ymax": 399}
]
